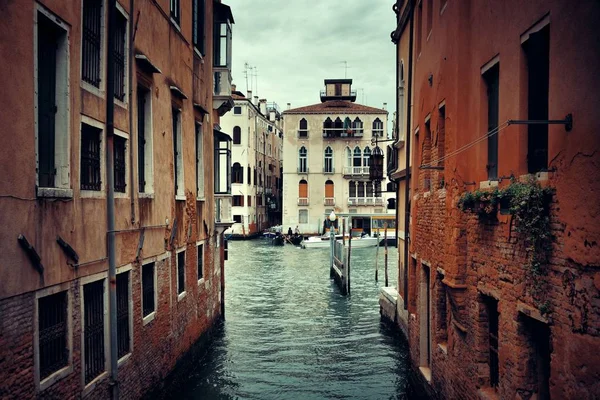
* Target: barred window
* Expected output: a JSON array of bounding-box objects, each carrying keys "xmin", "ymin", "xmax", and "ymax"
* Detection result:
[
  {"xmin": 114, "ymin": 136, "xmax": 126, "ymax": 193},
  {"xmin": 142, "ymin": 262, "xmax": 155, "ymax": 317},
  {"xmin": 192, "ymin": 0, "xmax": 205, "ymax": 54},
  {"xmin": 170, "ymin": 0, "xmax": 180, "ymax": 24},
  {"xmin": 81, "ymin": 123, "xmax": 102, "ymax": 191},
  {"xmin": 38, "ymin": 291, "xmax": 68, "ymax": 380},
  {"xmin": 116, "ymin": 272, "xmax": 130, "ymax": 359},
  {"xmin": 197, "ymin": 244, "xmax": 204, "ymax": 280},
  {"xmin": 177, "ymin": 251, "xmax": 185, "ymax": 295},
  {"xmin": 112, "ymin": 9, "xmax": 126, "ymax": 101},
  {"xmin": 84, "ymin": 279, "xmax": 105, "ymax": 384},
  {"xmin": 82, "ymin": 0, "xmax": 102, "ymax": 87}
]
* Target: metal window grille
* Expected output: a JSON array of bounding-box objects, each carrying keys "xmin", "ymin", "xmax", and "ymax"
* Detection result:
[
  {"xmin": 197, "ymin": 245, "xmax": 203, "ymax": 280},
  {"xmin": 112, "ymin": 10, "xmax": 126, "ymax": 101},
  {"xmin": 37, "ymin": 12, "xmax": 60, "ymax": 188},
  {"xmin": 84, "ymin": 280, "xmax": 105, "ymax": 384},
  {"xmin": 82, "ymin": 0, "xmax": 102, "ymax": 87},
  {"xmin": 192, "ymin": 0, "xmax": 205, "ymax": 53},
  {"xmin": 142, "ymin": 263, "xmax": 155, "ymax": 317},
  {"xmin": 170, "ymin": 0, "xmax": 180, "ymax": 24},
  {"xmin": 38, "ymin": 291, "xmax": 68, "ymax": 380},
  {"xmin": 137, "ymin": 87, "xmax": 147, "ymax": 192},
  {"xmin": 487, "ymin": 298, "xmax": 500, "ymax": 388},
  {"xmin": 116, "ymin": 272, "xmax": 130, "ymax": 359},
  {"xmin": 114, "ymin": 136, "xmax": 126, "ymax": 192},
  {"xmin": 177, "ymin": 251, "xmax": 185, "ymax": 294},
  {"xmin": 81, "ymin": 124, "xmax": 102, "ymax": 191}
]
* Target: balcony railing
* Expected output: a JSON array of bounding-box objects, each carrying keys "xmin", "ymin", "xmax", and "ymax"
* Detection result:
[
  {"xmin": 213, "ymin": 67, "xmax": 232, "ymax": 97},
  {"xmin": 343, "ymin": 166, "xmax": 370, "ymax": 177},
  {"xmin": 298, "ymin": 197, "xmax": 309, "ymax": 206},
  {"xmin": 323, "ymin": 167, "xmax": 335, "ymax": 174},
  {"xmin": 215, "ymin": 195, "xmax": 233, "ymax": 224},
  {"xmin": 297, "ymin": 167, "xmax": 309, "ymax": 174},
  {"xmin": 297, "ymin": 130, "xmax": 309, "ymax": 139},
  {"xmin": 347, "ymin": 197, "xmax": 384, "ymax": 206},
  {"xmin": 320, "ymin": 89, "xmax": 357, "ymax": 97},
  {"xmin": 324, "ymin": 197, "xmax": 335, "ymax": 206},
  {"xmin": 322, "ymin": 128, "xmax": 364, "ymax": 139},
  {"xmin": 372, "ymin": 129, "xmax": 385, "ymax": 138}
]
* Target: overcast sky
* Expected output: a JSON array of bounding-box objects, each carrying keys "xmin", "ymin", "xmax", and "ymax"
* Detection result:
[{"xmin": 227, "ymin": 0, "xmax": 396, "ymax": 114}]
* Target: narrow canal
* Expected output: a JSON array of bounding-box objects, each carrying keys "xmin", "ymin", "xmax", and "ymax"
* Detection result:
[{"xmin": 162, "ymin": 239, "xmax": 418, "ymax": 399}]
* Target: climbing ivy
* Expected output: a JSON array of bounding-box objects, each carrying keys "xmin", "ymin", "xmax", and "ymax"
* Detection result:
[{"xmin": 458, "ymin": 179, "xmax": 555, "ymax": 312}]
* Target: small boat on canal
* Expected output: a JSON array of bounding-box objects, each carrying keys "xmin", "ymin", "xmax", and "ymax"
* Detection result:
[
  {"xmin": 272, "ymin": 235, "xmax": 285, "ymax": 246},
  {"xmin": 301, "ymin": 234, "xmax": 378, "ymax": 249}
]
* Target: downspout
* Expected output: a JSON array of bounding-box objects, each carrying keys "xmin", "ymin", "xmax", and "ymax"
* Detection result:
[
  {"xmin": 393, "ymin": 0, "xmax": 401, "ymax": 250},
  {"xmin": 128, "ymin": 0, "xmax": 136, "ymax": 224},
  {"xmin": 105, "ymin": 0, "xmax": 119, "ymax": 397},
  {"xmin": 403, "ymin": 2, "xmax": 414, "ymax": 310}
]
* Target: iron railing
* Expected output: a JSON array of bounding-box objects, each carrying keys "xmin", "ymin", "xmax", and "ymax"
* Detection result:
[
  {"xmin": 347, "ymin": 197, "xmax": 384, "ymax": 206},
  {"xmin": 324, "ymin": 197, "xmax": 335, "ymax": 206},
  {"xmin": 298, "ymin": 197, "xmax": 309, "ymax": 206},
  {"xmin": 322, "ymin": 128, "xmax": 364, "ymax": 138},
  {"xmin": 112, "ymin": 11, "xmax": 126, "ymax": 101},
  {"xmin": 114, "ymin": 136, "xmax": 126, "ymax": 192},
  {"xmin": 343, "ymin": 166, "xmax": 370, "ymax": 176},
  {"xmin": 81, "ymin": 124, "xmax": 102, "ymax": 191},
  {"xmin": 82, "ymin": 0, "xmax": 102, "ymax": 87}
]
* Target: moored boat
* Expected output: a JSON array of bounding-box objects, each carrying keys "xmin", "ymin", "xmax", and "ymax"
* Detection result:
[
  {"xmin": 301, "ymin": 234, "xmax": 378, "ymax": 249},
  {"xmin": 272, "ymin": 235, "xmax": 285, "ymax": 246}
]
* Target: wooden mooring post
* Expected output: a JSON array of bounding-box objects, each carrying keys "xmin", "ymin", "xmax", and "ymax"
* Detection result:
[
  {"xmin": 330, "ymin": 219, "xmax": 351, "ymax": 295},
  {"xmin": 375, "ymin": 228, "xmax": 380, "ymax": 282},
  {"xmin": 384, "ymin": 223, "xmax": 389, "ymax": 287}
]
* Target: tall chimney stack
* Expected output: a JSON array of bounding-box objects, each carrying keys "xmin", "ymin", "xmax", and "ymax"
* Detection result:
[
  {"xmin": 246, "ymin": 90, "xmax": 252, "ymax": 100},
  {"xmin": 287, "ymin": 103, "xmax": 291, "ymax": 110}
]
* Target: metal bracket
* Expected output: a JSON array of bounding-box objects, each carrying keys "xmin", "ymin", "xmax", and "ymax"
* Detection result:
[
  {"xmin": 57, "ymin": 236, "xmax": 79, "ymax": 264},
  {"xmin": 136, "ymin": 228, "xmax": 145, "ymax": 261},
  {"xmin": 18, "ymin": 234, "xmax": 44, "ymax": 274},
  {"xmin": 507, "ymin": 113, "xmax": 573, "ymax": 132}
]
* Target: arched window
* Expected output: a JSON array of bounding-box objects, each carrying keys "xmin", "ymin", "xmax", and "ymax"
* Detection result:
[
  {"xmin": 325, "ymin": 180, "xmax": 334, "ymax": 204},
  {"xmin": 346, "ymin": 146, "xmax": 352, "ymax": 167},
  {"xmin": 298, "ymin": 146, "xmax": 307, "ymax": 173},
  {"xmin": 353, "ymin": 117, "xmax": 363, "ymax": 135},
  {"xmin": 353, "ymin": 146, "xmax": 362, "ymax": 167},
  {"xmin": 323, "ymin": 117, "xmax": 333, "ymax": 137},
  {"xmin": 299, "ymin": 118, "xmax": 308, "ymax": 138},
  {"xmin": 344, "ymin": 117, "xmax": 352, "ymax": 135},
  {"xmin": 231, "ymin": 162, "xmax": 243, "ymax": 183},
  {"xmin": 363, "ymin": 147, "xmax": 371, "ymax": 167},
  {"xmin": 298, "ymin": 179, "xmax": 308, "ymax": 199},
  {"xmin": 324, "ymin": 146, "xmax": 333, "ymax": 173},
  {"xmin": 334, "ymin": 117, "xmax": 343, "ymax": 137},
  {"xmin": 372, "ymin": 118, "xmax": 384, "ymax": 137},
  {"xmin": 233, "ymin": 126, "xmax": 241, "ymax": 144}
]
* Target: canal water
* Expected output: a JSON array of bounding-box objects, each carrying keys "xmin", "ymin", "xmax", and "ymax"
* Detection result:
[{"xmin": 162, "ymin": 239, "xmax": 418, "ymax": 399}]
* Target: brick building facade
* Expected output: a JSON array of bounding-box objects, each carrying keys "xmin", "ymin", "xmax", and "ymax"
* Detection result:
[
  {"xmin": 0, "ymin": 0, "xmax": 234, "ymax": 398},
  {"xmin": 391, "ymin": 0, "xmax": 600, "ymax": 398}
]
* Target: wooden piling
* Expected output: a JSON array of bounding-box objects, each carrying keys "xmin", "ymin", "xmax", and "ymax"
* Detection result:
[
  {"xmin": 375, "ymin": 228, "xmax": 380, "ymax": 282},
  {"xmin": 384, "ymin": 223, "xmax": 389, "ymax": 287},
  {"xmin": 347, "ymin": 231, "xmax": 352, "ymax": 295}
]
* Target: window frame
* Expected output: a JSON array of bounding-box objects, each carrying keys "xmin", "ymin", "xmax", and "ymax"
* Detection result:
[
  {"xmin": 112, "ymin": 4, "xmax": 129, "ymax": 107},
  {"xmin": 80, "ymin": 119, "xmax": 104, "ymax": 194},
  {"xmin": 192, "ymin": 0, "xmax": 206, "ymax": 54},
  {"xmin": 324, "ymin": 146, "xmax": 334, "ymax": 173},
  {"xmin": 195, "ymin": 122, "xmax": 205, "ymax": 200},
  {"xmin": 34, "ymin": 283, "xmax": 73, "ymax": 392},
  {"xmin": 170, "ymin": 0, "xmax": 181, "ymax": 26},
  {"xmin": 137, "ymin": 85, "xmax": 154, "ymax": 196},
  {"xmin": 81, "ymin": 0, "xmax": 106, "ymax": 95},
  {"xmin": 197, "ymin": 242, "xmax": 204, "ymax": 282},
  {"xmin": 35, "ymin": 4, "xmax": 72, "ymax": 197},
  {"xmin": 233, "ymin": 126, "xmax": 242, "ymax": 144},
  {"xmin": 115, "ymin": 265, "xmax": 133, "ymax": 365},
  {"xmin": 233, "ymin": 106, "xmax": 242, "ymax": 115},
  {"xmin": 176, "ymin": 248, "xmax": 186, "ymax": 300},
  {"xmin": 113, "ymin": 128, "xmax": 129, "ymax": 197},
  {"xmin": 298, "ymin": 209, "xmax": 308, "ymax": 224},
  {"xmin": 172, "ymin": 107, "xmax": 184, "ymax": 199},
  {"xmin": 298, "ymin": 146, "xmax": 308, "ymax": 173},
  {"xmin": 80, "ymin": 273, "xmax": 109, "ymax": 394}
]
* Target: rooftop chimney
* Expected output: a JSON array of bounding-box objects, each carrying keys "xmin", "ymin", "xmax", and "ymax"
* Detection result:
[
  {"xmin": 287, "ymin": 103, "xmax": 291, "ymax": 110},
  {"xmin": 259, "ymin": 99, "xmax": 267, "ymax": 115},
  {"xmin": 383, "ymin": 102, "xmax": 387, "ymax": 110},
  {"xmin": 247, "ymin": 90, "xmax": 252, "ymax": 100},
  {"xmin": 253, "ymin": 96, "xmax": 259, "ymax": 106}
]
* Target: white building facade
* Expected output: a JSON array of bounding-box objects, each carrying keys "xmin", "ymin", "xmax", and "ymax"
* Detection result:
[
  {"xmin": 220, "ymin": 87, "xmax": 283, "ymax": 237},
  {"xmin": 282, "ymin": 79, "xmax": 395, "ymax": 235}
]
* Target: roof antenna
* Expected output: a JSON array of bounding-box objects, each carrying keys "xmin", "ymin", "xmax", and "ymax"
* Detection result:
[{"xmin": 339, "ymin": 61, "xmax": 351, "ymax": 78}]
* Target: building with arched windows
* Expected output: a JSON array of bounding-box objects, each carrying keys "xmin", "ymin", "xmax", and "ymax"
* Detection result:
[
  {"xmin": 282, "ymin": 79, "xmax": 396, "ymax": 236},
  {"xmin": 219, "ymin": 87, "xmax": 283, "ymax": 237}
]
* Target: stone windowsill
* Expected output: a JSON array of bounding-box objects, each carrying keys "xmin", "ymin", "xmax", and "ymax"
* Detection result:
[
  {"xmin": 437, "ymin": 342, "xmax": 448, "ymax": 355},
  {"xmin": 419, "ymin": 366, "xmax": 432, "ymax": 383},
  {"xmin": 479, "ymin": 180, "xmax": 499, "ymax": 189},
  {"xmin": 37, "ymin": 187, "xmax": 73, "ymax": 199}
]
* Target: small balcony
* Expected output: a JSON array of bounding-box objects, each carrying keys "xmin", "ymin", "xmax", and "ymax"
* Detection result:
[
  {"xmin": 298, "ymin": 197, "xmax": 309, "ymax": 206},
  {"xmin": 213, "ymin": 67, "xmax": 233, "ymax": 116},
  {"xmin": 324, "ymin": 197, "xmax": 335, "ymax": 206},
  {"xmin": 215, "ymin": 195, "xmax": 234, "ymax": 225},
  {"xmin": 347, "ymin": 197, "xmax": 384, "ymax": 206},
  {"xmin": 297, "ymin": 130, "xmax": 309, "ymax": 139},
  {"xmin": 343, "ymin": 166, "xmax": 370, "ymax": 177},
  {"xmin": 322, "ymin": 128, "xmax": 364, "ymax": 139}
]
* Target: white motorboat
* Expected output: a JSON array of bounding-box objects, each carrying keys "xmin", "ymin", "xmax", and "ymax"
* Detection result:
[{"xmin": 301, "ymin": 235, "xmax": 378, "ymax": 249}]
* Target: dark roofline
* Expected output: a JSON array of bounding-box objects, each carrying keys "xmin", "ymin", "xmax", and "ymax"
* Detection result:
[{"xmin": 324, "ymin": 79, "xmax": 353, "ymax": 84}]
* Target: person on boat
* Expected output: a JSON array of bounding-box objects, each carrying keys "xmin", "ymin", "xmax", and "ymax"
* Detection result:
[
  {"xmin": 295, "ymin": 226, "xmax": 300, "ymax": 235},
  {"xmin": 288, "ymin": 227, "xmax": 293, "ymax": 237}
]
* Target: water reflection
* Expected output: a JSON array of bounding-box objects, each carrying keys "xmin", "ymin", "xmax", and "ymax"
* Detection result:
[{"xmin": 162, "ymin": 240, "xmax": 413, "ymax": 399}]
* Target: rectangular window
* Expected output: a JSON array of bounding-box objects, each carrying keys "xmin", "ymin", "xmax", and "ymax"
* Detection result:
[
  {"xmin": 83, "ymin": 279, "xmax": 105, "ymax": 384},
  {"xmin": 81, "ymin": 123, "xmax": 102, "ymax": 191},
  {"xmin": 114, "ymin": 135, "xmax": 127, "ymax": 193},
  {"xmin": 196, "ymin": 122, "xmax": 204, "ymax": 198},
  {"xmin": 247, "ymin": 195, "xmax": 251, "ymax": 206},
  {"xmin": 170, "ymin": 0, "xmax": 180, "ymax": 25},
  {"xmin": 142, "ymin": 262, "xmax": 155, "ymax": 317},
  {"xmin": 247, "ymin": 165, "xmax": 251, "ymax": 184},
  {"xmin": 116, "ymin": 271, "xmax": 130, "ymax": 359},
  {"xmin": 36, "ymin": 9, "xmax": 69, "ymax": 190},
  {"xmin": 137, "ymin": 86, "xmax": 153, "ymax": 193},
  {"xmin": 299, "ymin": 209, "xmax": 308, "ymax": 224},
  {"xmin": 213, "ymin": 21, "xmax": 231, "ymax": 67},
  {"xmin": 192, "ymin": 0, "xmax": 205, "ymax": 54},
  {"xmin": 38, "ymin": 291, "xmax": 69, "ymax": 380},
  {"xmin": 233, "ymin": 215, "xmax": 242, "ymax": 223},
  {"xmin": 82, "ymin": 0, "xmax": 103, "ymax": 88},
  {"xmin": 173, "ymin": 108, "xmax": 183, "ymax": 196},
  {"xmin": 524, "ymin": 25, "xmax": 550, "ymax": 173},
  {"xmin": 112, "ymin": 8, "xmax": 127, "ymax": 102},
  {"xmin": 177, "ymin": 250, "xmax": 185, "ymax": 295},
  {"xmin": 197, "ymin": 244, "xmax": 204, "ymax": 280},
  {"xmin": 484, "ymin": 64, "xmax": 499, "ymax": 179},
  {"xmin": 484, "ymin": 296, "xmax": 500, "ymax": 388},
  {"xmin": 233, "ymin": 195, "xmax": 244, "ymax": 206},
  {"xmin": 437, "ymin": 105, "xmax": 446, "ymax": 185},
  {"xmin": 416, "ymin": 1, "xmax": 423, "ymax": 54},
  {"xmin": 233, "ymin": 106, "xmax": 242, "ymax": 114}
]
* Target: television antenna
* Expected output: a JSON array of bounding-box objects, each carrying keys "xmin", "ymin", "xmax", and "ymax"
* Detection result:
[{"xmin": 338, "ymin": 61, "xmax": 351, "ymax": 78}]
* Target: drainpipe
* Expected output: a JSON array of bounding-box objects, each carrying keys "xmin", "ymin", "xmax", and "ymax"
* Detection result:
[
  {"xmin": 128, "ymin": 0, "xmax": 136, "ymax": 224},
  {"xmin": 393, "ymin": 0, "xmax": 401, "ymax": 251},
  {"xmin": 105, "ymin": 0, "xmax": 119, "ymax": 398},
  {"xmin": 403, "ymin": 2, "xmax": 414, "ymax": 311}
]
